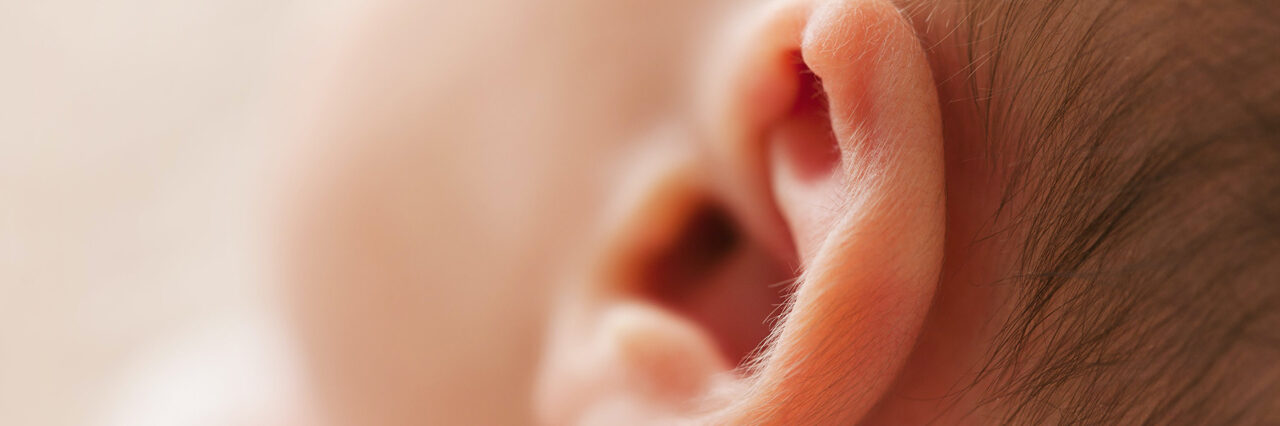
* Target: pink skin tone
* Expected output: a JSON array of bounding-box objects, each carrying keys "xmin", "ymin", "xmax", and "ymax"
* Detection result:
[{"xmin": 287, "ymin": 0, "xmax": 1013, "ymax": 424}]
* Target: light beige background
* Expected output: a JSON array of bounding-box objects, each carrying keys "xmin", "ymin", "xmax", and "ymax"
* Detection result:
[{"xmin": 0, "ymin": 2, "xmax": 331, "ymax": 424}]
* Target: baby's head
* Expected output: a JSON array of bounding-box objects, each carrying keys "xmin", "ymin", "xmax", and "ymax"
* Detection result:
[
  {"xmin": 896, "ymin": 0, "xmax": 1280, "ymax": 423},
  {"xmin": 285, "ymin": 0, "xmax": 1280, "ymax": 423}
]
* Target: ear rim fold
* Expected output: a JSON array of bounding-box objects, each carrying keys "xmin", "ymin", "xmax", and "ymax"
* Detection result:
[{"xmin": 703, "ymin": 0, "xmax": 947, "ymax": 423}]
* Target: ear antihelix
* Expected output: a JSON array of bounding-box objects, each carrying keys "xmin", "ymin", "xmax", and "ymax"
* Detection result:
[
  {"xmin": 771, "ymin": 56, "xmax": 842, "ymax": 184},
  {"xmin": 767, "ymin": 53, "xmax": 849, "ymax": 262},
  {"xmin": 769, "ymin": 0, "xmax": 945, "ymax": 263}
]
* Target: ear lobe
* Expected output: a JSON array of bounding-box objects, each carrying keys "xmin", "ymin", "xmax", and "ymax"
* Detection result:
[{"xmin": 705, "ymin": 0, "xmax": 946, "ymax": 422}]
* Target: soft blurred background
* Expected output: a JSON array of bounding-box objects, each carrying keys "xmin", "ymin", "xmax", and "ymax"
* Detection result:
[
  {"xmin": 0, "ymin": 0, "xmax": 717, "ymax": 423},
  {"xmin": 0, "ymin": 2, "xmax": 328, "ymax": 424}
]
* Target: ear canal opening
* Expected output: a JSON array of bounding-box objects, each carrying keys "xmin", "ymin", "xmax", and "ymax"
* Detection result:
[
  {"xmin": 641, "ymin": 204, "xmax": 741, "ymax": 298},
  {"xmin": 638, "ymin": 200, "xmax": 795, "ymax": 369}
]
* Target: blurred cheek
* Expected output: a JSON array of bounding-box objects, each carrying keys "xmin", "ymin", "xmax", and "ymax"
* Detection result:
[{"xmin": 279, "ymin": 0, "xmax": 730, "ymax": 423}]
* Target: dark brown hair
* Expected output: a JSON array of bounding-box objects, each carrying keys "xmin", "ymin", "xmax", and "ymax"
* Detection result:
[{"xmin": 908, "ymin": 0, "xmax": 1280, "ymax": 423}]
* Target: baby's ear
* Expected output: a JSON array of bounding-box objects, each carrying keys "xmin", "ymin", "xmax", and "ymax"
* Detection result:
[
  {"xmin": 534, "ymin": 1, "xmax": 946, "ymax": 423},
  {"xmin": 700, "ymin": 0, "xmax": 946, "ymax": 421}
]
